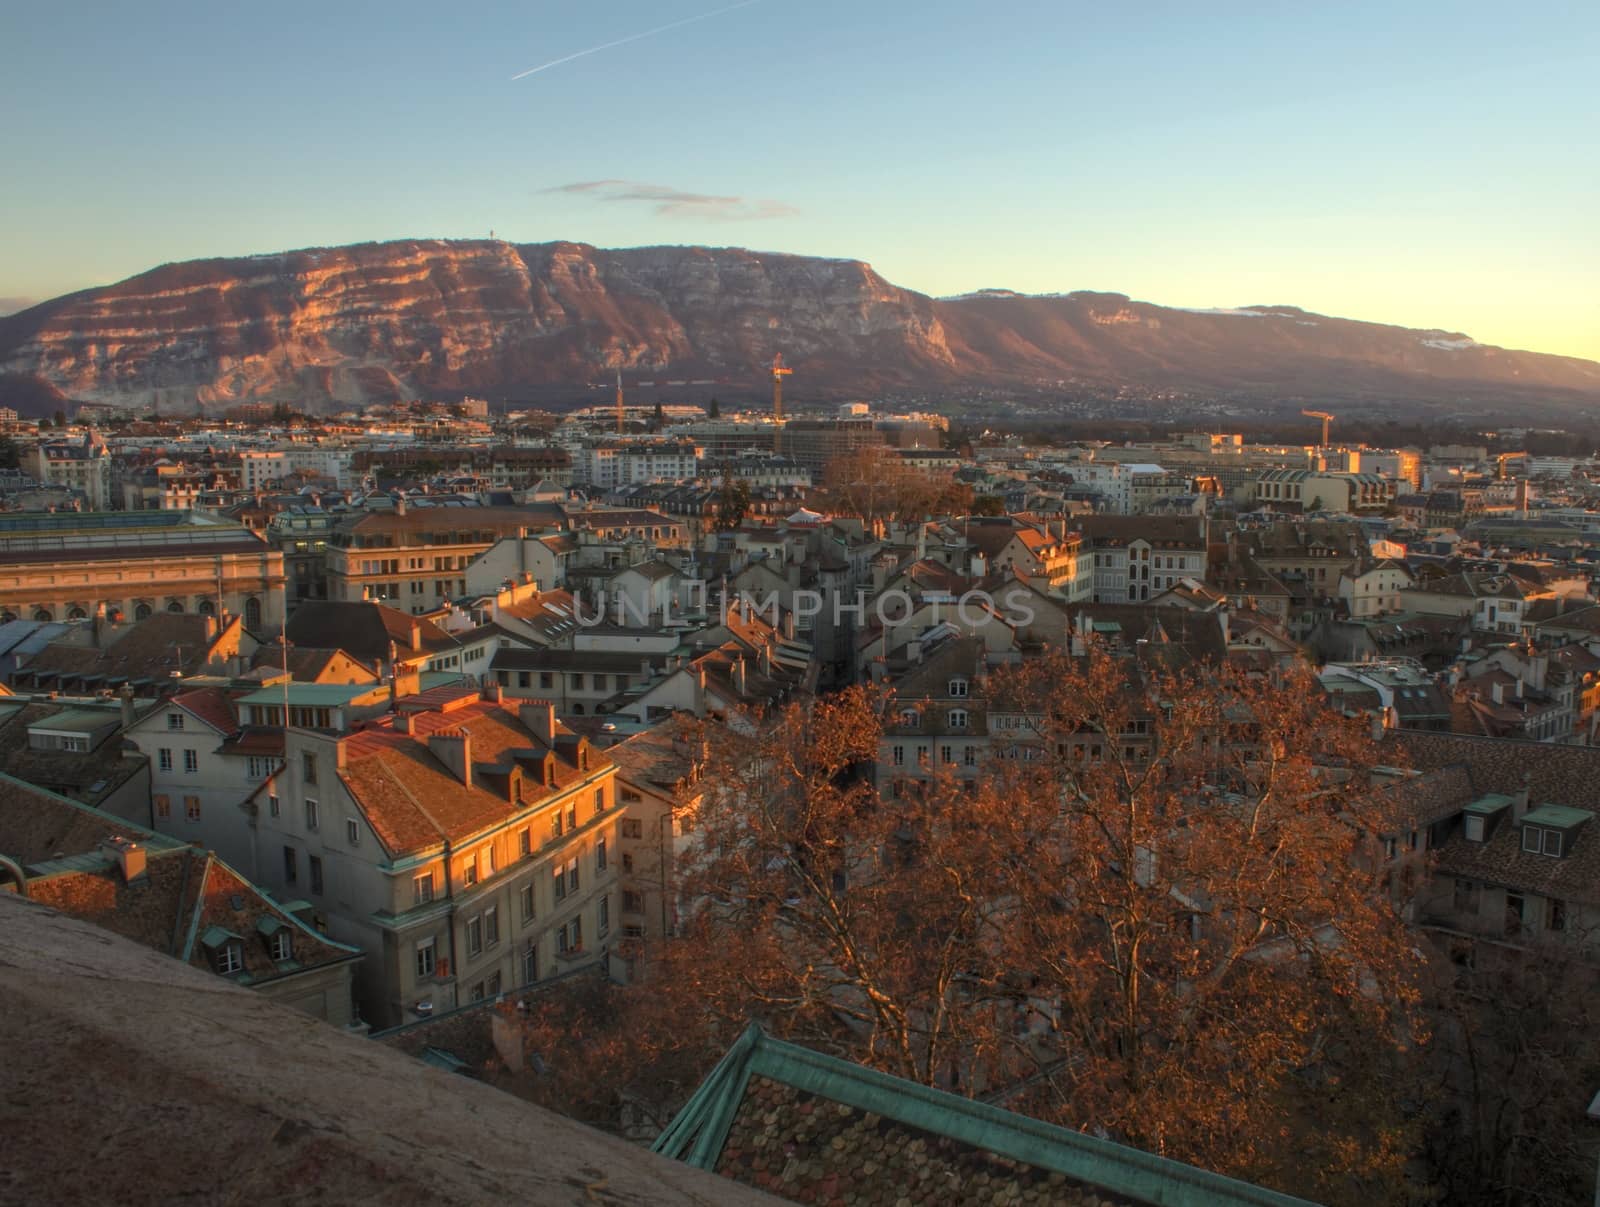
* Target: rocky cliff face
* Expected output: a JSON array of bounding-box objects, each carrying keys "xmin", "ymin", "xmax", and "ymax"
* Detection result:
[{"xmin": 2, "ymin": 238, "xmax": 1596, "ymax": 415}]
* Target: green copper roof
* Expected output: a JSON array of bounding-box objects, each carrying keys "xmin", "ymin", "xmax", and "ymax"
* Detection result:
[
  {"xmin": 1464, "ymin": 793, "xmax": 1516, "ymax": 815},
  {"xmin": 1523, "ymin": 803, "xmax": 1594, "ymax": 829},
  {"xmin": 653, "ymin": 1022, "xmax": 1316, "ymax": 1207}
]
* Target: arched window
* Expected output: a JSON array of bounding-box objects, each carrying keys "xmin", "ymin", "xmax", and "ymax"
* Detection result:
[
  {"xmin": 197, "ymin": 599, "xmax": 216, "ymax": 616},
  {"xmin": 167, "ymin": 600, "xmax": 185, "ymax": 613},
  {"xmin": 572, "ymin": 703, "xmax": 585, "ymax": 716},
  {"xmin": 67, "ymin": 607, "xmax": 87, "ymax": 620},
  {"xmin": 244, "ymin": 597, "xmax": 262, "ymax": 630},
  {"xmin": 134, "ymin": 603, "xmax": 152, "ymax": 620},
  {"xmin": 33, "ymin": 609, "xmax": 53, "ymax": 623}
]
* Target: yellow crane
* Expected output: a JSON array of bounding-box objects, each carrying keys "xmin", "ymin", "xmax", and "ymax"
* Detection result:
[
  {"xmin": 1301, "ymin": 408, "xmax": 1334, "ymax": 446},
  {"xmin": 771, "ymin": 353, "xmax": 793, "ymax": 423}
]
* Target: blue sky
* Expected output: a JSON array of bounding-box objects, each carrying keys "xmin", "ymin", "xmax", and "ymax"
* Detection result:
[{"xmin": 2, "ymin": 0, "xmax": 1596, "ymax": 359}]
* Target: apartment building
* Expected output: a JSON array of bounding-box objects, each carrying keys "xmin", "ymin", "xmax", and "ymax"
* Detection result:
[
  {"xmin": 251, "ymin": 690, "xmax": 622, "ymax": 1028},
  {"xmin": 574, "ymin": 442, "xmax": 703, "ymax": 488},
  {"xmin": 27, "ymin": 430, "xmax": 113, "ymax": 510},
  {"xmin": 1078, "ymin": 515, "xmax": 1208, "ymax": 604},
  {"xmin": 325, "ymin": 504, "xmax": 565, "ymax": 612}
]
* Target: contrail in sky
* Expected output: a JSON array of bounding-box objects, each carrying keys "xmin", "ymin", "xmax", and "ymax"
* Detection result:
[{"xmin": 511, "ymin": 0, "xmax": 764, "ymax": 81}]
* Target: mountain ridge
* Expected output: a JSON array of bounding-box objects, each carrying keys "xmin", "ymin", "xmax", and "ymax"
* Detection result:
[{"xmin": 2, "ymin": 238, "xmax": 1596, "ymax": 416}]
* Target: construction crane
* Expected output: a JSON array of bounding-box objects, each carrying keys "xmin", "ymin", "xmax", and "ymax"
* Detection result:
[
  {"xmin": 1301, "ymin": 409, "xmax": 1334, "ymax": 447},
  {"xmin": 770, "ymin": 354, "xmax": 793, "ymax": 423},
  {"xmin": 1494, "ymin": 450, "xmax": 1527, "ymax": 480},
  {"xmin": 615, "ymin": 368, "xmax": 625, "ymax": 434}
]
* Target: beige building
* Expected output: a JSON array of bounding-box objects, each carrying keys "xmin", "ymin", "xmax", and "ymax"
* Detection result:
[
  {"xmin": 0, "ymin": 511, "xmax": 284, "ymax": 630},
  {"xmin": 27, "ymin": 430, "xmax": 113, "ymax": 510},
  {"xmin": 250, "ymin": 688, "xmax": 624, "ymax": 1028}
]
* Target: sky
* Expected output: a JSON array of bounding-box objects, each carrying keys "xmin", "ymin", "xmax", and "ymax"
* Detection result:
[{"xmin": 2, "ymin": 0, "xmax": 1597, "ymax": 359}]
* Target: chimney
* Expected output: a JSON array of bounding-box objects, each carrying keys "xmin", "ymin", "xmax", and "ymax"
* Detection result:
[
  {"xmin": 410, "ymin": 621, "xmax": 422, "ymax": 652},
  {"xmin": 393, "ymin": 712, "xmax": 412, "ymax": 734},
  {"xmin": 99, "ymin": 835, "xmax": 147, "ymax": 883},
  {"xmin": 519, "ymin": 701, "xmax": 556, "ymax": 746},
  {"xmin": 641, "ymin": 658, "xmax": 653, "ymax": 678},
  {"xmin": 1369, "ymin": 712, "xmax": 1387, "ymax": 744},
  {"xmin": 1491, "ymin": 681, "xmax": 1504, "ymax": 705},
  {"xmin": 1513, "ymin": 774, "xmax": 1531, "ymax": 823},
  {"xmin": 694, "ymin": 665, "xmax": 707, "ymax": 716},
  {"xmin": 733, "ymin": 656, "xmax": 748, "ymax": 697},
  {"xmin": 119, "ymin": 684, "xmax": 136, "ymax": 731},
  {"xmin": 428, "ymin": 729, "xmax": 473, "ymax": 788},
  {"xmin": 395, "ymin": 495, "xmax": 407, "ymax": 517},
  {"xmin": 760, "ymin": 643, "xmax": 772, "ymax": 676},
  {"xmin": 481, "ymin": 678, "xmax": 502, "ymax": 705},
  {"xmin": 203, "ymin": 614, "xmax": 218, "ymax": 642}
]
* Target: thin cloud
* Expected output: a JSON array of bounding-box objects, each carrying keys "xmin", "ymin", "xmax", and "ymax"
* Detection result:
[{"xmin": 544, "ymin": 179, "xmax": 797, "ymax": 221}]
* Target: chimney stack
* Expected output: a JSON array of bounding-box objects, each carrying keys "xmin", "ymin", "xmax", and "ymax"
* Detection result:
[
  {"xmin": 519, "ymin": 701, "xmax": 556, "ymax": 747},
  {"xmin": 427, "ymin": 729, "xmax": 473, "ymax": 789},
  {"xmin": 481, "ymin": 678, "xmax": 502, "ymax": 705},
  {"xmin": 733, "ymin": 656, "xmax": 748, "ymax": 697},
  {"xmin": 99, "ymin": 835, "xmax": 147, "ymax": 883},
  {"xmin": 119, "ymin": 683, "xmax": 136, "ymax": 731}
]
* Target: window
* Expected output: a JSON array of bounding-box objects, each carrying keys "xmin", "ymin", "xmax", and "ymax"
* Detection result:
[
  {"xmin": 1453, "ymin": 879, "xmax": 1480, "ymax": 913},
  {"xmin": 155, "ymin": 794, "xmax": 171, "ymax": 820},
  {"xmin": 892, "ymin": 745, "xmax": 905, "ymax": 766},
  {"xmin": 1543, "ymin": 829, "xmax": 1563, "ymax": 857},
  {"xmin": 622, "ymin": 819, "xmax": 642, "ymax": 840},
  {"xmin": 484, "ymin": 844, "xmax": 497, "ymax": 876},
  {"xmin": 948, "ymin": 709, "xmax": 968, "ymax": 729},
  {"xmin": 948, "ymin": 678, "xmax": 968, "ymax": 697},
  {"xmin": 309, "ymin": 855, "xmax": 323, "ymax": 895},
  {"xmin": 566, "ymin": 803, "xmax": 577, "ymax": 832},
  {"xmin": 1522, "ymin": 826, "xmax": 1543, "ymax": 854},
  {"xmin": 899, "ymin": 709, "xmax": 920, "ymax": 728},
  {"xmin": 247, "ymin": 756, "xmax": 275, "ymax": 780},
  {"xmin": 185, "ymin": 795, "xmax": 201, "ymax": 822},
  {"xmin": 539, "ymin": 672, "xmax": 553, "ymax": 689},
  {"xmin": 598, "ymin": 895, "xmax": 610, "ymax": 937},
  {"xmin": 416, "ymin": 938, "xmax": 436, "ymax": 979},
  {"xmin": 216, "ymin": 943, "xmax": 243, "ymax": 975},
  {"xmin": 594, "ymin": 786, "xmax": 606, "ymax": 815},
  {"xmin": 283, "ymin": 846, "xmax": 297, "ymax": 884},
  {"xmin": 622, "ymin": 890, "xmax": 644, "ymax": 913},
  {"xmin": 1548, "ymin": 898, "xmax": 1568, "ymax": 931},
  {"xmin": 520, "ymin": 883, "xmax": 535, "ymax": 922},
  {"xmin": 941, "ymin": 746, "xmax": 953, "ymax": 765},
  {"xmin": 305, "ymin": 799, "xmax": 319, "ymax": 832},
  {"xmin": 466, "ymin": 915, "xmax": 483, "ymax": 957},
  {"xmin": 485, "ymin": 905, "xmax": 499, "ymax": 946},
  {"xmin": 302, "ymin": 752, "xmax": 318, "ymax": 784},
  {"xmin": 622, "ymin": 853, "xmax": 634, "ymax": 874},
  {"xmin": 596, "ymin": 837, "xmax": 608, "ymax": 872},
  {"xmin": 519, "ymin": 827, "xmax": 532, "ymax": 857},
  {"xmin": 486, "ymin": 971, "xmax": 501, "ymax": 996},
  {"xmin": 964, "ymin": 747, "xmax": 978, "ymax": 767},
  {"xmin": 346, "ymin": 818, "xmax": 359, "ymax": 845},
  {"xmin": 557, "ymin": 916, "xmax": 583, "ymax": 954},
  {"xmin": 1464, "ymin": 814, "xmax": 1485, "ymax": 842},
  {"xmin": 1505, "ymin": 893, "xmax": 1525, "ymax": 937},
  {"xmin": 463, "ymin": 857, "xmax": 479, "ymax": 888},
  {"xmin": 521, "ymin": 941, "xmax": 538, "ymax": 985},
  {"xmin": 270, "ymin": 930, "xmax": 292, "ymax": 961},
  {"xmin": 183, "ymin": 749, "xmax": 198, "ymax": 774},
  {"xmin": 156, "ymin": 747, "xmax": 173, "ymax": 772},
  {"xmin": 167, "ymin": 712, "xmax": 185, "ymax": 731}
]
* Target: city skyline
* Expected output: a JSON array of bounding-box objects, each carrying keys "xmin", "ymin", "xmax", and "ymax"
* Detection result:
[{"xmin": 2, "ymin": 0, "xmax": 1596, "ymax": 360}]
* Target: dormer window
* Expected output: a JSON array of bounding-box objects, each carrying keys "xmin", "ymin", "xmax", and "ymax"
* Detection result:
[
  {"xmin": 899, "ymin": 709, "xmax": 920, "ymax": 728},
  {"xmin": 167, "ymin": 712, "xmax": 185, "ymax": 731},
  {"xmin": 217, "ymin": 942, "xmax": 244, "ymax": 975},
  {"xmin": 949, "ymin": 678, "xmax": 969, "ymax": 698},
  {"xmin": 1518, "ymin": 805, "xmax": 1593, "ymax": 860},
  {"xmin": 269, "ymin": 930, "xmax": 292, "ymax": 962}
]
